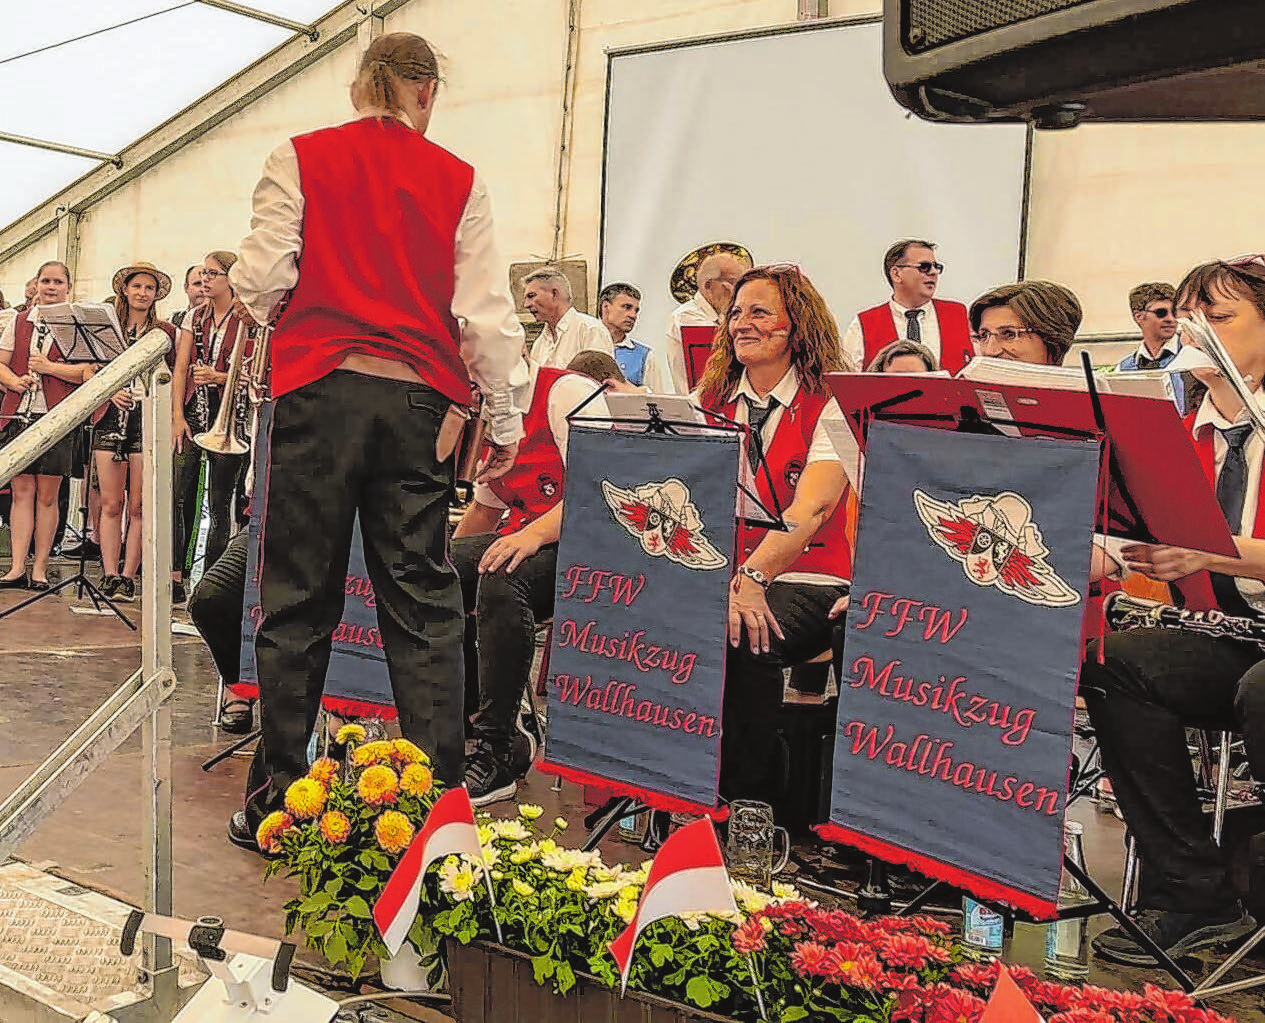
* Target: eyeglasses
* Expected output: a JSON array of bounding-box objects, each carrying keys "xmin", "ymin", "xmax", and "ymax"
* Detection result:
[
  {"xmin": 896, "ymin": 261, "xmax": 944, "ymax": 275},
  {"xmin": 971, "ymin": 327, "xmax": 1040, "ymax": 348},
  {"xmin": 1144, "ymin": 306, "xmax": 1174, "ymax": 318},
  {"xmin": 200, "ymin": 269, "xmax": 227, "ymax": 279}
]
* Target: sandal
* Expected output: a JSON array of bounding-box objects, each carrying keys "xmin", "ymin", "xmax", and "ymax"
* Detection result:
[{"xmin": 218, "ymin": 698, "xmax": 255, "ymax": 735}]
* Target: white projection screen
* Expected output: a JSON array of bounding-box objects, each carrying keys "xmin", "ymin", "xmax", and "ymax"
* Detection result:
[{"xmin": 600, "ymin": 19, "xmax": 1030, "ymax": 362}]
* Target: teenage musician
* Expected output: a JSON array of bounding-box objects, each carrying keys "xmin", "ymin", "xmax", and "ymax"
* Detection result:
[
  {"xmin": 171, "ymin": 250, "xmax": 251, "ymax": 575},
  {"xmin": 0, "ymin": 261, "xmax": 93, "ymax": 590},
  {"xmin": 228, "ymin": 31, "xmax": 527, "ymax": 853},
  {"xmin": 694, "ymin": 265, "xmax": 853, "ymax": 804}
]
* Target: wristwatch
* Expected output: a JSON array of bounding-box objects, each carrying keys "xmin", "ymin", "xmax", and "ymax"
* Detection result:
[{"xmin": 739, "ymin": 565, "xmax": 770, "ymax": 589}]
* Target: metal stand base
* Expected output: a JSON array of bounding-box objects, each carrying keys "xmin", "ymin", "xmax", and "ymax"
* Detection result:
[{"xmin": 202, "ymin": 729, "xmax": 262, "ymax": 773}]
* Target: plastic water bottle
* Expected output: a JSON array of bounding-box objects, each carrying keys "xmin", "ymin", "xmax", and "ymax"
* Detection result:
[
  {"xmin": 962, "ymin": 896, "xmax": 1005, "ymax": 959},
  {"xmin": 1044, "ymin": 821, "xmax": 1092, "ymax": 981}
]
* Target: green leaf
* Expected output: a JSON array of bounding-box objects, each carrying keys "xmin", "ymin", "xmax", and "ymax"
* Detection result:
[
  {"xmin": 685, "ymin": 975, "xmax": 717, "ymax": 1008},
  {"xmin": 555, "ymin": 961, "xmax": 576, "ymax": 995},
  {"xmin": 297, "ymin": 893, "xmax": 332, "ymax": 913},
  {"xmin": 356, "ymin": 874, "xmax": 379, "ymax": 891},
  {"xmin": 531, "ymin": 955, "xmax": 556, "ymax": 986},
  {"xmin": 324, "ymin": 931, "xmax": 347, "ymax": 965},
  {"xmin": 781, "ymin": 1009, "xmax": 809, "ymax": 1021},
  {"xmin": 344, "ymin": 896, "xmax": 371, "ymax": 919},
  {"xmin": 323, "ymin": 878, "xmax": 344, "ymax": 898},
  {"xmin": 649, "ymin": 942, "xmax": 674, "ymax": 968}
]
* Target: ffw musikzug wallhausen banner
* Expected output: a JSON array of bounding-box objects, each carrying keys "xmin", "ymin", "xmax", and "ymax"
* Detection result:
[
  {"xmin": 234, "ymin": 402, "xmax": 395, "ymax": 716},
  {"xmin": 818, "ymin": 422, "xmax": 1098, "ymax": 917},
  {"xmin": 540, "ymin": 426, "xmax": 740, "ymax": 812}
]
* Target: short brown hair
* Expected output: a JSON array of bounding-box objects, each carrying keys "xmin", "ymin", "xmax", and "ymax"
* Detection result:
[
  {"xmin": 355, "ymin": 32, "xmax": 441, "ymax": 119},
  {"xmin": 567, "ymin": 349, "xmax": 624, "ymax": 384},
  {"xmin": 1128, "ymin": 282, "xmax": 1175, "ymax": 314},
  {"xmin": 1175, "ymin": 260, "xmax": 1265, "ymax": 323},
  {"xmin": 883, "ymin": 239, "xmax": 936, "ymax": 286},
  {"xmin": 866, "ymin": 339, "xmax": 938, "ymax": 373},
  {"xmin": 969, "ymin": 281, "xmax": 1082, "ymax": 366}
]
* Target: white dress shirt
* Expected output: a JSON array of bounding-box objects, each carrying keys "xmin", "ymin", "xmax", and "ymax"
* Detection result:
[
  {"xmin": 841, "ymin": 298, "xmax": 943, "ymax": 371},
  {"xmin": 230, "ymin": 114, "xmax": 528, "ymax": 444},
  {"xmin": 663, "ymin": 292, "xmax": 720, "ymax": 394},
  {"xmin": 474, "ymin": 362, "xmax": 610, "ymax": 511},
  {"xmin": 530, "ymin": 306, "xmax": 613, "ymax": 369},
  {"xmin": 614, "ymin": 334, "xmax": 670, "ymax": 394},
  {"xmin": 725, "ymin": 367, "xmax": 847, "ymax": 587},
  {"xmin": 1128, "ymin": 335, "xmax": 1182, "ymax": 365}
]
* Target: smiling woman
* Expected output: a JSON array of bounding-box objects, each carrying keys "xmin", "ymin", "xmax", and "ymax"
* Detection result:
[{"xmin": 967, "ymin": 280, "xmax": 1082, "ymax": 367}]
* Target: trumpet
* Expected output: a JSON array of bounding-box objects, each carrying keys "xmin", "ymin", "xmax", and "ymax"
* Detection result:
[
  {"xmin": 194, "ymin": 321, "xmax": 272, "ymax": 455},
  {"xmin": 1178, "ymin": 310, "xmax": 1265, "ymax": 442}
]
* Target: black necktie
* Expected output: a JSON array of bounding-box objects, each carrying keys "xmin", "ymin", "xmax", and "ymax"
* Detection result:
[
  {"xmin": 905, "ymin": 309, "xmax": 923, "ymax": 343},
  {"xmin": 1136, "ymin": 353, "xmax": 1168, "ymax": 371},
  {"xmin": 1211, "ymin": 423, "xmax": 1256, "ymax": 615},
  {"xmin": 745, "ymin": 395, "xmax": 778, "ymax": 471}
]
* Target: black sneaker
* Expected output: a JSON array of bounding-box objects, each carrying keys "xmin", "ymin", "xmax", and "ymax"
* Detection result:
[
  {"xmin": 114, "ymin": 577, "xmax": 136, "ymax": 602},
  {"xmin": 464, "ymin": 745, "xmax": 517, "ymax": 808},
  {"xmin": 99, "ymin": 575, "xmax": 121, "ymax": 598},
  {"xmin": 1092, "ymin": 904, "xmax": 1258, "ymax": 966}
]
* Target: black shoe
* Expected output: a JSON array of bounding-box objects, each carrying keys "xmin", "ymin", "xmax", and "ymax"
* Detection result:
[
  {"xmin": 464, "ymin": 744, "xmax": 517, "ymax": 808},
  {"xmin": 227, "ymin": 810, "xmax": 281, "ymax": 858},
  {"xmin": 27, "ymin": 579, "xmax": 50, "ymax": 592},
  {"xmin": 510, "ymin": 699, "xmax": 542, "ymax": 778},
  {"xmin": 61, "ymin": 539, "xmax": 100, "ymax": 560},
  {"xmin": 115, "ymin": 577, "xmax": 136, "ymax": 602},
  {"xmin": 0, "ymin": 575, "xmax": 27, "ymax": 590},
  {"xmin": 99, "ymin": 575, "xmax": 121, "ymax": 598},
  {"xmin": 1092, "ymin": 904, "xmax": 1258, "ymax": 966},
  {"xmin": 219, "ymin": 698, "xmax": 255, "ymax": 735}
]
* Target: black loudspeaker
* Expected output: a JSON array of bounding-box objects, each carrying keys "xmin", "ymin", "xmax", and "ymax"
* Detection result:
[{"xmin": 884, "ymin": 0, "xmax": 1265, "ymax": 127}]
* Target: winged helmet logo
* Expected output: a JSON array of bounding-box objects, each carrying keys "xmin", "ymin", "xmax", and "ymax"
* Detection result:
[
  {"xmin": 600, "ymin": 478, "xmax": 728, "ymax": 571},
  {"xmin": 912, "ymin": 489, "xmax": 1080, "ymax": 609}
]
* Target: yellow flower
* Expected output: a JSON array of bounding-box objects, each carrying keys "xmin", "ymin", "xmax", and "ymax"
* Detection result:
[
  {"xmin": 481, "ymin": 844, "xmax": 502, "ymax": 869},
  {"xmin": 619, "ymin": 885, "xmax": 641, "ymax": 902},
  {"xmin": 518, "ymin": 804, "xmax": 544, "ymax": 821},
  {"xmin": 478, "ymin": 823, "xmax": 495, "ymax": 845},
  {"xmin": 307, "ymin": 757, "xmax": 340, "ymax": 787},
  {"xmin": 319, "ymin": 811, "xmax": 351, "ymax": 844},
  {"xmin": 358, "ymin": 765, "xmax": 400, "ymax": 806},
  {"xmin": 283, "ymin": 778, "xmax": 327, "ymax": 820},
  {"xmin": 391, "ymin": 739, "xmax": 428, "ymax": 766},
  {"xmin": 512, "ymin": 879, "xmax": 536, "ymax": 898},
  {"xmin": 335, "ymin": 723, "xmax": 366, "ymax": 745},
  {"xmin": 400, "ymin": 763, "xmax": 433, "ymax": 798},
  {"xmin": 256, "ymin": 811, "xmax": 294, "ymax": 854},
  {"xmin": 565, "ymin": 866, "xmax": 587, "ymax": 892},
  {"xmin": 352, "ymin": 740, "xmax": 395, "ymax": 767},
  {"xmin": 614, "ymin": 897, "xmax": 637, "ymax": 924},
  {"xmin": 374, "ymin": 811, "xmax": 415, "ymax": 854},
  {"xmin": 439, "ymin": 857, "xmax": 477, "ymax": 901},
  {"xmin": 553, "ymin": 817, "xmax": 569, "ymax": 831},
  {"xmin": 489, "ymin": 819, "xmax": 530, "ymax": 841},
  {"xmin": 771, "ymin": 881, "xmax": 800, "ymax": 901},
  {"xmin": 509, "ymin": 844, "xmax": 536, "ymax": 865},
  {"xmin": 585, "ymin": 879, "xmax": 625, "ymax": 900}
]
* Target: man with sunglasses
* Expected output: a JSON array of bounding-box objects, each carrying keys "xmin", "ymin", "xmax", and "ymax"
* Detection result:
[
  {"xmin": 1115, "ymin": 282, "xmax": 1193, "ymax": 413},
  {"xmin": 842, "ymin": 239, "xmax": 974, "ymax": 375}
]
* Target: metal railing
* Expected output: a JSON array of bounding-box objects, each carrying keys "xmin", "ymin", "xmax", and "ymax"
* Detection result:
[{"xmin": 0, "ymin": 329, "xmax": 185, "ymax": 1019}]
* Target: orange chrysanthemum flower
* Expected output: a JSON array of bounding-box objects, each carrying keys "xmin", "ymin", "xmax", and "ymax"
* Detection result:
[
  {"xmin": 390, "ymin": 739, "xmax": 429, "ymax": 766},
  {"xmin": 307, "ymin": 756, "xmax": 340, "ymax": 787},
  {"xmin": 352, "ymin": 740, "xmax": 394, "ymax": 767},
  {"xmin": 283, "ymin": 778, "xmax": 327, "ymax": 820},
  {"xmin": 374, "ymin": 810, "xmax": 414, "ymax": 854},
  {"xmin": 256, "ymin": 811, "xmax": 294, "ymax": 854},
  {"xmin": 358, "ymin": 764, "xmax": 400, "ymax": 806},
  {"xmin": 400, "ymin": 763, "xmax": 434, "ymax": 798},
  {"xmin": 319, "ymin": 810, "xmax": 352, "ymax": 844}
]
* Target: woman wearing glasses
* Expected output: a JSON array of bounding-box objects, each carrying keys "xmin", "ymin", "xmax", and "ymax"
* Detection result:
[
  {"xmin": 968, "ymin": 280, "xmax": 1080, "ymax": 368},
  {"xmin": 695, "ymin": 264, "xmax": 853, "ymax": 806},
  {"xmin": 171, "ymin": 250, "xmax": 252, "ymax": 577}
]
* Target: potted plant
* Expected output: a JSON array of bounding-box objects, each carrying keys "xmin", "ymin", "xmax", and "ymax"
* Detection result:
[{"xmin": 259, "ymin": 724, "xmax": 442, "ymax": 982}]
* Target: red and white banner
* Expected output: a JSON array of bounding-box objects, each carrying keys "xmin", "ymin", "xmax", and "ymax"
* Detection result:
[
  {"xmin": 373, "ymin": 787, "xmax": 486, "ymax": 955},
  {"xmin": 982, "ymin": 964, "xmax": 1045, "ymax": 1023},
  {"xmin": 608, "ymin": 819, "xmax": 737, "ymax": 992}
]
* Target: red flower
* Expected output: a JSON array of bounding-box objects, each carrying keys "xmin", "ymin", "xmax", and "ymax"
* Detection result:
[
  {"xmin": 923, "ymin": 984, "xmax": 987, "ymax": 1023},
  {"xmin": 949, "ymin": 961, "xmax": 999, "ymax": 992},
  {"xmin": 908, "ymin": 914, "xmax": 954, "ymax": 936},
  {"xmin": 789, "ymin": 940, "xmax": 832, "ymax": 978},
  {"xmin": 731, "ymin": 917, "xmax": 766, "ymax": 955},
  {"xmin": 805, "ymin": 908, "xmax": 872, "ymax": 943},
  {"xmin": 778, "ymin": 918, "xmax": 806, "ymax": 937},
  {"xmin": 877, "ymin": 933, "xmax": 943, "ymax": 969},
  {"xmin": 1070, "ymin": 984, "xmax": 1146, "ymax": 1013},
  {"xmin": 824, "ymin": 947, "xmax": 885, "ymax": 990},
  {"xmin": 1027, "ymin": 979, "xmax": 1080, "ymax": 1013},
  {"xmin": 1049, "ymin": 1010, "xmax": 1116, "ymax": 1023}
]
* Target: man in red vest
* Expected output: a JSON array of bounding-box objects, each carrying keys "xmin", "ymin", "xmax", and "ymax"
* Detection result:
[
  {"xmin": 227, "ymin": 32, "xmax": 528, "ymax": 852},
  {"xmin": 841, "ymin": 239, "xmax": 973, "ymax": 374},
  {"xmin": 449, "ymin": 354, "xmax": 610, "ymax": 806},
  {"xmin": 1079, "ymin": 256, "xmax": 1265, "ymax": 967}
]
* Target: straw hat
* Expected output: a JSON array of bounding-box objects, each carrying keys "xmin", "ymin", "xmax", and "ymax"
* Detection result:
[
  {"xmin": 669, "ymin": 241, "xmax": 753, "ymax": 304},
  {"xmin": 111, "ymin": 261, "xmax": 172, "ymax": 302}
]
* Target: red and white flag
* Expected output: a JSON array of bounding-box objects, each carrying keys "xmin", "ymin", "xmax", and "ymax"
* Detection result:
[
  {"xmin": 981, "ymin": 963, "xmax": 1045, "ymax": 1023},
  {"xmin": 373, "ymin": 787, "xmax": 486, "ymax": 955},
  {"xmin": 608, "ymin": 818, "xmax": 737, "ymax": 992}
]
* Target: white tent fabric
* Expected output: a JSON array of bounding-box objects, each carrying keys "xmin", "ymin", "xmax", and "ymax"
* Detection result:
[{"xmin": 0, "ymin": 0, "xmax": 334, "ymax": 229}]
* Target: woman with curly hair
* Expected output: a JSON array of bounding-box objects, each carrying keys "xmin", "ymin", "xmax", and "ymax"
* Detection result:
[{"xmin": 695, "ymin": 264, "xmax": 854, "ymax": 804}]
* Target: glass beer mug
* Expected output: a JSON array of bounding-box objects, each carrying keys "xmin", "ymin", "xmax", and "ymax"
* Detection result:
[{"xmin": 725, "ymin": 800, "xmax": 790, "ymax": 888}]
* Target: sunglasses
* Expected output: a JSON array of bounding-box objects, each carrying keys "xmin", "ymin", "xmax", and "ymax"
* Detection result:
[
  {"xmin": 897, "ymin": 261, "xmax": 944, "ymax": 275},
  {"xmin": 1144, "ymin": 306, "xmax": 1174, "ymax": 318}
]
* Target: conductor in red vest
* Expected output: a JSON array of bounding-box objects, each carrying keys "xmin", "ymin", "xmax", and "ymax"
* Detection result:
[
  {"xmin": 1079, "ymin": 256, "xmax": 1265, "ymax": 967},
  {"xmin": 228, "ymin": 32, "xmax": 528, "ymax": 852},
  {"xmin": 841, "ymin": 239, "xmax": 973, "ymax": 375},
  {"xmin": 695, "ymin": 265, "xmax": 853, "ymax": 805}
]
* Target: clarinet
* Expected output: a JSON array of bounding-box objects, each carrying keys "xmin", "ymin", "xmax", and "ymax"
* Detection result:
[
  {"xmin": 1105, "ymin": 592, "xmax": 1265, "ymax": 652},
  {"xmin": 112, "ymin": 404, "xmax": 131, "ymax": 462}
]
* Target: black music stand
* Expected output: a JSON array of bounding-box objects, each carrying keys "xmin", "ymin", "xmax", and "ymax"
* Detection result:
[{"xmin": 0, "ymin": 306, "xmax": 132, "ymax": 626}]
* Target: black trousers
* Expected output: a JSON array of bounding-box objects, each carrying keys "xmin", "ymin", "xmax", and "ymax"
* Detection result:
[
  {"xmin": 246, "ymin": 371, "xmax": 464, "ymax": 826},
  {"xmin": 1081, "ymin": 628, "xmax": 1265, "ymax": 913},
  {"xmin": 720, "ymin": 581, "xmax": 847, "ymax": 805},
  {"xmin": 171, "ymin": 447, "xmax": 245, "ymax": 575},
  {"xmin": 172, "ymin": 448, "xmax": 200, "ymax": 575},
  {"xmin": 188, "ymin": 528, "xmax": 250, "ymax": 686},
  {"xmin": 449, "ymin": 532, "xmax": 558, "ymax": 754}
]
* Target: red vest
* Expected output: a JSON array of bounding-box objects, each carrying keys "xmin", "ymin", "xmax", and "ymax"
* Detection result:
[
  {"xmin": 720, "ymin": 387, "xmax": 853, "ymax": 580},
  {"xmin": 185, "ymin": 303, "xmax": 251, "ymax": 404},
  {"xmin": 858, "ymin": 299, "xmax": 973, "ymax": 374},
  {"xmin": 270, "ymin": 118, "xmax": 476, "ymax": 404},
  {"xmin": 1170, "ymin": 411, "xmax": 1265, "ymax": 612},
  {"xmin": 1, "ymin": 314, "xmax": 75, "ymax": 418},
  {"xmin": 487, "ymin": 367, "xmax": 571, "ymax": 535}
]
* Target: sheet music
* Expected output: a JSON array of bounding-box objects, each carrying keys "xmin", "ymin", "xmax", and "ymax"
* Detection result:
[
  {"xmin": 33, "ymin": 302, "xmax": 125, "ymax": 362},
  {"xmin": 958, "ymin": 356, "xmax": 1173, "ymax": 400}
]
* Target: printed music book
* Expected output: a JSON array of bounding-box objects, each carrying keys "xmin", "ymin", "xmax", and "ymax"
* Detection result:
[
  {"xmin": 958, "ymin": 356, "xmax": 1174, "ymax": 401},
  {"xmin": 34, "ymin": 302, "xmax": 125, "ymax": 362}
]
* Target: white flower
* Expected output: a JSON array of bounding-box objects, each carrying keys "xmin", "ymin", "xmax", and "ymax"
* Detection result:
[
  {"xmin": 771, "ymin": 881, "xmax": 801, "ymax": 902},
  {"xmin": 584, "ymin": 879, "xmax": 625, "ymax": 900},
  {"xmin": 489, "ymin": 819, "xmax": 531, "ymax": 842},
  {"xmin": 541, "ymin": 847, "xmax": 603, "ymax": 873},
  {"xmin": 438, "ymin": 858, "xmax": 478, "ymax": 901},
  {"xmin": 731, "ymin": 880, "xmax": 772, "ymax": 914}
]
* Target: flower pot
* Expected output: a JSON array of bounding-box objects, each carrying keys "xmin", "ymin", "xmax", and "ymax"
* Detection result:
[
  {"xmin": 447, "ymin": 940, "xmax": 738, "ymax": 1023},
  {"xmin": 380, "ymin": 938, "xmax": 446, "ymax": 993}
]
